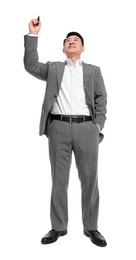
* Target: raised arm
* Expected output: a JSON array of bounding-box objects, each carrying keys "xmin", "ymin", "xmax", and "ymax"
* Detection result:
[{"xmin": 24, "ymin": 18, "xmax": 49, "ymax": 81}]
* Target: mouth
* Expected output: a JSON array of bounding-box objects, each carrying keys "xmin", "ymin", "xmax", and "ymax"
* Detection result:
[{"xmin": 68, "ymin": 46, "xmax": 76, "ymax": 49}]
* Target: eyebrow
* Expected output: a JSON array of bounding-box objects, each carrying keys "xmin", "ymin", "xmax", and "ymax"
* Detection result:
[{"xmin": 66, "ymin": 36, "xmax": 80, "ymax": 41}]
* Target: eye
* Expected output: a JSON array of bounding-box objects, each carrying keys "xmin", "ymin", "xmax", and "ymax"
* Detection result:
[{"xmin": 74, "ymin": 38, "xmax": 79, "ymax": 42}]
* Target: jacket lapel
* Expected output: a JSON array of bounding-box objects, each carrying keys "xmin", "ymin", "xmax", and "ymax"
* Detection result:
[
  {"xmin": 56, "ymin": 62, "xmax": 66, "ymax": 89},
  {"xmin": 82, "ymin": 62, "xmax": 91, "ymax": 88}
]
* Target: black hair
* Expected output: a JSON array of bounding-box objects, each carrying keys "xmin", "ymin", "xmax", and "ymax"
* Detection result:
[{"xmin": 63, "ymin": 31, "xmax": 84, "ymax": 46}]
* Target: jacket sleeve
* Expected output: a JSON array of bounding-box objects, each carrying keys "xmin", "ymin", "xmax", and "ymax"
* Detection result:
[
  {"xmin": 93, "ymin": 67, "xmax": 107, "ymax": 128},
  {"xmin": 24, "ymin": 35, "xmax": 49, "ymax": 81}
]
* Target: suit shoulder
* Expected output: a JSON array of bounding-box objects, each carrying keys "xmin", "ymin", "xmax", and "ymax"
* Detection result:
[
  {"xmin": 85, "ymin": 63, "xmax": 100, "ymax": 70},
  {"xmin": 83, "ymin": 62, "xmax": 100, "ymax": 76},
  {"xmin": 48, "ymin": 61, "xmax": 64, "ymax": 66},
  {"xmin": 48, "ymin": 61, "xmax": 64, "ymax": 64}
]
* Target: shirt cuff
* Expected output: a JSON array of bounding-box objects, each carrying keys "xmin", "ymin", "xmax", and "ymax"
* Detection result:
[
  {"xmin": 96, "ymin": 124, "xmax": 102, "ymax": 132},
  {"xmin": 28, "ymin": 34, "xmax": 38, "ymax": 37}
]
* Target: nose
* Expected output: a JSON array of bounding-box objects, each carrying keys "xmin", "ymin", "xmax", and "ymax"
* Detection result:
[{"xmin": 69, "ymin": 41, "xmax": 74, "ymax": 45}]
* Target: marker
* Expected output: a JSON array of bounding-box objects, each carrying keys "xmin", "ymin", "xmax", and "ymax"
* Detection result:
[{"xmin": 37, "ymin": 16, "xmax": 40, "ymax": 25}]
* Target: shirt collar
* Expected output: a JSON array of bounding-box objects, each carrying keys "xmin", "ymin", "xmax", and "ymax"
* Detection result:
[{"xmin": 66, "ymin": 59, "xmax": 82, "ymax": 67}]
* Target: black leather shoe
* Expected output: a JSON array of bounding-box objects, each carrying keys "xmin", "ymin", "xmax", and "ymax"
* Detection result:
[
  {"xmin": 84, "ymin": 229, "xmax": 107, "ymax": 247},
  {"xmin": 41, "ymin": 229, "xmax": 67, "ymax": 244}
]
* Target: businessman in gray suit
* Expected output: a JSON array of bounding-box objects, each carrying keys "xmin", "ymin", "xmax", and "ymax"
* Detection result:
[{"xmin": 24, "ymin": 18, "xmax": 107, "ymax": 247}]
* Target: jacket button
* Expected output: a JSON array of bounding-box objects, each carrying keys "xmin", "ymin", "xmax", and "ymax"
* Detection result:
[{"xmin": 54, "ymin": 94, "xmax": 58, "ymax": 97}]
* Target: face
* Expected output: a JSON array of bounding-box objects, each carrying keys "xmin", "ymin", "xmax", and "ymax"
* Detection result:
[{"xmin": 63, "ymin": 35, "xmax": 84, "ymax": 57}]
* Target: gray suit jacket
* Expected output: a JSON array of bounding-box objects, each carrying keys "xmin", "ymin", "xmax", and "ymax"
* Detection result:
[{"xmin": 24, "ymin": 35, "xmax": 107, "ymax": 142}]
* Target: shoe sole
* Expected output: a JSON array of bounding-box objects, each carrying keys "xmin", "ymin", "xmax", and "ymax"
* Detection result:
[
  {"xmin": 41, "ymin": 230, "xmax": 67, "ymax": 245},
  {"xmin": 84, "ymin": 230, "xmax": 107, "ymax": 247}
]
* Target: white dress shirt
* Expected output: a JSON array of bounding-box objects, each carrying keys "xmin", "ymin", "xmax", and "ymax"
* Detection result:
[{"xmin": 51, "ymin": 59, "xmax": 90, "ymax": 116}]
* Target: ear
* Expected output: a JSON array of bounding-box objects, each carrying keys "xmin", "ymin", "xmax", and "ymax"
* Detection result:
[
  {"xmin": 63, "ymin": 48, "xmax": 66, "ymax": 54},
  {"xmin": 82, "ymin": 46, "xmax": 85, "ymax": 53}
]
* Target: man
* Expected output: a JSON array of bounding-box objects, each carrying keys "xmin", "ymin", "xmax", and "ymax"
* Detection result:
[{"xmin": 24, "ymin": 17, "xmax": 107, "ymax": 247}]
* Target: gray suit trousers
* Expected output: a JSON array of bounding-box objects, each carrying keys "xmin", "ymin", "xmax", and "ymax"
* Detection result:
[{"xmin": 48, "ymin": 119, "xmax": 99, "ymax": 231}]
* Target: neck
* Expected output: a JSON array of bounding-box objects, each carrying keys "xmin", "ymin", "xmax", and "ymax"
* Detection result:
[{"xmin": 66, "ymin": 55, "xmax": 81, "ymax": 64}]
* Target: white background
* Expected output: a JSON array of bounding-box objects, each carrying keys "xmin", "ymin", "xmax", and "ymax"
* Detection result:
[{"xmin": 0, "ymin": 0, "xmax": 136, "ymax": 259}]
